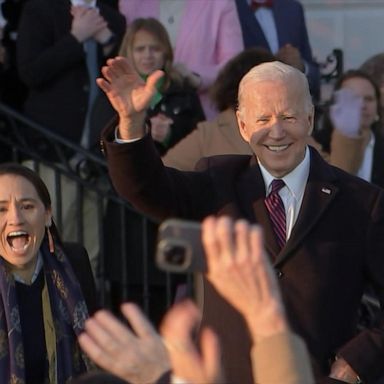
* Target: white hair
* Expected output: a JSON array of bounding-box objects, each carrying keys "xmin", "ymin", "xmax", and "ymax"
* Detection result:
[{"xmin": 237, "ymin": 61, "xmax": 313, "ymax": 115}]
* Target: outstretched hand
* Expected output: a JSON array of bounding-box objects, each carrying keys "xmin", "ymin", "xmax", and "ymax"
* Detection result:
[
  {"xmin": 202, "ymin": 216, "xmax": 288, "ymax": 342},
  {"xmin": 160, "ymin": 299, "xmax": 224, "ymax": 384},
  {"xmin": 97, "ymin": 56, "xmax": 164, "ymax": 139},
  {"xmin": 78, "ymin": 303, "xmax": 170, "ymax": 384}
]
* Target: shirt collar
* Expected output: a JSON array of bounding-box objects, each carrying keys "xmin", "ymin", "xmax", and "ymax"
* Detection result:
[
  {"xmin": 13, "ymin": 251, "xmax": 43, "ymax": 285},
  {"xmin": 259, "ymin": 146, "xmax": 310, "ymax": 200}
]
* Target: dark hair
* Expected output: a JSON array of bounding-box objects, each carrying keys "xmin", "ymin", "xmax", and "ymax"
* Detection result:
[
  {"xmin": 360, "ymin": 53, "xmax": 384, "ymax": 88},
  {"xmin": 209, "ymin": 48, "xmax": 276, "ymax": 112},
  {"xmin": 0, "ymin": 163, "xmax": 62, "ymax": 241},
  {"xmin": 0, "ymin": 163, "xmax": 51, "ymax": 209}
]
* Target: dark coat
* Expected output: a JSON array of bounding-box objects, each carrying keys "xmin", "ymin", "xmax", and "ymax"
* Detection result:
[
  {"xmin": 91, "ymin": 79, "xmax": 205, "ymax": 156},
  {"xmin": 16, "ymin": 0, "xmax": 126, "ymax": 154},
  {"xmin": 63, "ymin": 242, "xmax": 98, "ymax": 314},
  {"xmin": 235, "ymin": 0, "xmax": 320, "ymax": 99},
  {"xmin": 101, "ymin": 126, "xmax": 384, "ymax": 384}
]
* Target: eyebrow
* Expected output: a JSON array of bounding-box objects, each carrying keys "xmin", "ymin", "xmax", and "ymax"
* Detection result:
[{"xmin": 0, "ymin": 198, "xmax": 38, "ymax": 204}]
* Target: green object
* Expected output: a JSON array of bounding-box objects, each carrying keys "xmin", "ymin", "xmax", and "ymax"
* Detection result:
[{"xmin": 140, "ymin": 73, "xmax": 165, "ymax": 108}]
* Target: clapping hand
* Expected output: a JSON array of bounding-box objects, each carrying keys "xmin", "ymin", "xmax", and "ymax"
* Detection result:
[{"xmin": 70, "ymin": 6, "xmax": 107, "ymax": 43}]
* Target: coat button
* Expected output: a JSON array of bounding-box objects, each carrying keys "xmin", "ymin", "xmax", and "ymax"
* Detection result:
[{"xmin": 275, "ymin": 269, "xmax": 284, "ymax": 279}]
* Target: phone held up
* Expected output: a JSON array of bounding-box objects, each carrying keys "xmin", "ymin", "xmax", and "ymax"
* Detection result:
[{"xmin": 156, "ymin": 218, "xmax": 206, "ymax": 273}]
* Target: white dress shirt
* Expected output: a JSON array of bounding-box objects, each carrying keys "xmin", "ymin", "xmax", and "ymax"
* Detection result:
[
  {"xmin": 13, "ymin": 251, "xmax": 43, "ymax": 285},
  {"xmin": 259, "ymin": 147, "xmax": 310, "ymax": 240},
  {"xmin": 159, "ymin": 0, "xmax": 185, "ymax": 49},
  {"xmin": 356, "ymin": 132, "xmax": 375, "ymax": 183},
  {"xmin": 247, "ymin": 0, "xmax": 279, "ymax": 53}
]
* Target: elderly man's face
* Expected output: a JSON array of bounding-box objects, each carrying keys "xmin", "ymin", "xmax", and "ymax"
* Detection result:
[{"xmin": 236, "ymin": 78, "xmax": 313, "ymax": 178}]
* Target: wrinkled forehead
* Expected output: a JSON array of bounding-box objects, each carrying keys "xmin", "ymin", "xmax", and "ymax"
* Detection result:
[
  {"xmin": 0, "ymin": 174, "xmax": 41, "ymax": 202},
  {"xmin": 239, "ymin": 78, "xmax": 309, "ymax": 113}
]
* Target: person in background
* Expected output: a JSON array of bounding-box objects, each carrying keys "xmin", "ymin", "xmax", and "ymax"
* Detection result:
[
  {"xmin": 17, "ymin": 0, "xmax": 126, "ymax": 157},
  {"xmin": 95, "ymin": 17, "xmax": 205, "ymax": 155},
  {"xmin": 99, "ymin": 57, "xmax": 384, "ymax": 383},
  {"xmin": 78, "ymin": 216, "xmax": 314, "ymax": 384},
  {"xmin": 315, "ymin": 69, "xmax": 384, "ymax": 188},
  {"xmin": 235, "ymin": 0, "xmax": 320, "ymax": 101},
  {"xmin": 100, "ymin": 17, "xmax": 204, "ymax": 324},
  {"xmin": 0, "ymin": 0, "xmax": 29, "ymax": 110},
  {"xmin": 16, "ymin": 0, "xmax": 126, "ymax": 277},
  {"xmin": 118, "ymin": 0, "xmax": 244, "ymax": 119},
  {"xmin": 361, "ymin": 52, "xmax": 384, "ymax": 119},
  {"xmin": 162, "ymin": 47, "xmax": 275, "ymax": 170},
  {"xmin": 0, "ymin": 163, "xmax": 97, "ymax": 383}
]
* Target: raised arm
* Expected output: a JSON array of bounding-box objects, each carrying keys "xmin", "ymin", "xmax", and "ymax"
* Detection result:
[
  {"xmin": 202, "ymin": 216, "xmax": 314, "ymax": 384},
  {"xmin": 97, "ymin": 56, "xmax": 164, "ymax": 140}
]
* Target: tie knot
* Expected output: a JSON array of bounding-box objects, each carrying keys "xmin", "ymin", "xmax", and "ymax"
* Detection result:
[
  {"xmin": 250, "ymin": 0, "xmax": 273, "ymax": 10},
  {"xmin": 270, "ymin": 179, "xmax": 285, "ymax": 193}
]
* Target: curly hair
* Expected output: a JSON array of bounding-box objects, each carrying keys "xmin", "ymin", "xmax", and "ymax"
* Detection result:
[{"xmin": 209, "ymin": 48, "xmax": 276, "ymax": 112}]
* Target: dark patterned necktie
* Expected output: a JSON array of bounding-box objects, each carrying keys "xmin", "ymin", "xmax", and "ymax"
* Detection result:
[{"xmin": 264, "ymin": 179, "xmax": 286, "ymax": 249}]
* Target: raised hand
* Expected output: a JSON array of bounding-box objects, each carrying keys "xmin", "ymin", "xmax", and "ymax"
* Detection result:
[
  {"xmin": 97, "ymin": 56, "xmax": 164, "ymax": 139},
  {"xmin": 78, "ymin": 303, "xmax": 170, "ymax": 384},
  {"xmin": 202, "ymin": 216, "xmax": 288, "ymax": 342},
  {"xmin": 160, "ymin": 299, "xmax": 224, "ymax": 384}
]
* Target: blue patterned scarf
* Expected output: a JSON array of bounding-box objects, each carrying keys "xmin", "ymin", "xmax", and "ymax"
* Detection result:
[{"xmin": 0, "ymin": 238, "xmax": 93, "ymax": 383}]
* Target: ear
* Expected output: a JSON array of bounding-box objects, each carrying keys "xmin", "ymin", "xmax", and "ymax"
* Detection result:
[
  {"xmin": 307, "ymin": 106, "xmax": 315, "ymax": 136},
  {"xmin": 236, "ymin": 109, "xmax": 250, "ymax": 143}
]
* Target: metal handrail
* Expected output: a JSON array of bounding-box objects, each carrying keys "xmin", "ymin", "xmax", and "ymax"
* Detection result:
[{"xmin": 0, "ymin": 102, "xmax": 168, "ymax": 317}]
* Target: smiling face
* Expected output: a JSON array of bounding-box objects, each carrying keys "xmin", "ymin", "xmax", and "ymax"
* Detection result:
[
  {"xmin": 131, "ymin": 29, "xmax": 166, "ymax": 75},
  {"xmin": 236, "ymin": 68, "xmax": 314, "ymax": 178},
  {"xmin": 0, "ymin": 174, "xmax": 51, "ymax": 280}
]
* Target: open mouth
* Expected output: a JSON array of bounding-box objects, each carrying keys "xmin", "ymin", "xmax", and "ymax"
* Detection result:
[
  {"xmin": 265, "ymin": 144, "xmax": 290, "ymax": 152},
  {"xmin": 7, "ymin": 231, "xmax": 30, "ymax": 252}
]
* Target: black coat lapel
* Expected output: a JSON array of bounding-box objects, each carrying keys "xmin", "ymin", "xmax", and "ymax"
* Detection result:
[
  {"xmin": 275, "ymin": 148, "xmax": 339, "ymax": 265},
  {"xmin": 236, "ymin": 157, "xmax": 281, "ymax": 258}
]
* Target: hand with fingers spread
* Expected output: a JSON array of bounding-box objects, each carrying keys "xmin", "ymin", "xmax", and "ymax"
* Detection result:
[
  {"xmin": 78, "ymin": 303, "xmax": 170, "ymax": 384},
  {"xmin": 202, "ymin": 216, "xmax": 288, "ymax": 342},
  {"xmin": 160, "ymin": 299, "xmax": 224, "ymax": 384},
  {"xmin": 97, "ymin": 56, "xmax": 164, "ymax": 140}
]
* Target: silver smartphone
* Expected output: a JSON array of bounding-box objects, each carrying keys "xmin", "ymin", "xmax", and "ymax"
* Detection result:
[{"xmin": 156, "ymin": 218, "xmax": 206, "ymax": 273}]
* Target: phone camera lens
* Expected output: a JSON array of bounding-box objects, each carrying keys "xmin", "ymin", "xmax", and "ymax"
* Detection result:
[{"xmin": 164, "ymin": 245, "xmax": 186, "ymax": 266}]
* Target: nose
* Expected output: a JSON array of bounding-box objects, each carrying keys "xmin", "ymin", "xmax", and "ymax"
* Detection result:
[
  {"xmin": 268, "ymin": 120, "xmax": 285, "ymax": 139},
  {"xmin": 144, "ymin": 47, "xmax": 153, "ymax": 58},
  {"xmin": 7, "ymin": 205, "xmax": 24, "ymax": 225}
]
